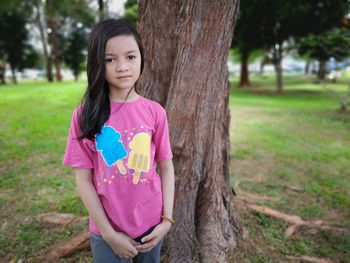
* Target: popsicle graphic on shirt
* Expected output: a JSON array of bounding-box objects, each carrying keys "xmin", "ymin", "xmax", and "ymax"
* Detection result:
[
  {"xmin": 95, "ymin": 125, "xmax": 127, "ymax": 174},
  {"xmin": 128, "ymin": 132, "xmax": 151, "ymax": 184}
]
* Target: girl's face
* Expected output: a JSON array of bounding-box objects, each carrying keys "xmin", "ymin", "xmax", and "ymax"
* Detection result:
[{"xmin": 104, "ymin": 34, "xmax": 141, "ymax": 94}]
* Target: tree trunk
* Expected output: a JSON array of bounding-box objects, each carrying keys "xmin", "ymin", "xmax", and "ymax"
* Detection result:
[
  {"xmin": 273, "ymin": 44, "xmax": 283, "ymax": 93},
  {"xmin": 137, "ymin": 1, "xmax": 243, "ymax": 262},
  {"xmin": 259, "ymin": 59, "xmax": 265, "ymax": 75},
  {"xmin": 36, "ymin": 0, "xmax": 53, "ymax": 82},
  {"xmin": 48, "ymin": 19, "xmax": 62, "ymax": 82},
  {"xmin": 10, "ymin": 65, "xmax": 17, "ymax": 84},
  {"xmin": 0, "ymin": 61, "xmax": 6, "ymax": 84},
  {"xmin": 239, "ymin": 50, "xmax": 250, "ymax": 87},
  {"xmin": 317, "ymin": 60, "xmax": 327, "ymax": 81},
  {"xmin": 304, "ymin": 59, "xmax": 310, "ymax": 75},
  {"xmin": 98, "ymin": 0, "xmax": 105, "ymax": 21}
]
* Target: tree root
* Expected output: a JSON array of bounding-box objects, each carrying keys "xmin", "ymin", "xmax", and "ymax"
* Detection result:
[
  {"xmin": 37, "ymin": 212, "xmax": 88, "ymax": 228},
  {"xmin": 236, "ymin": 199, "xmax": 349, "ymax": 237},
  {"xmin": 286, "ymin": 255, "xmax": 336, "ymax": 263},
  {"xmin": 36, "ymin": 231, "xmax": 90, "ymax": 262},
  {"xmin": 234, "ymin": 175, "xmax": 279, "ymax": 202},
  {"xmin": 234, "ymin": 174, "xmax": 347, "ymax": 237},
  {"xmin": 30, "ymin": 213, "xmax": 91, "ymax": 261}
]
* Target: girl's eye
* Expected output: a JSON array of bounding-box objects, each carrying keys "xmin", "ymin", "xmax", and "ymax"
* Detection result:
[
  {"xmin": 128, "ymin": 55, "xmax": 136, "ymax": 60},
  {"xmin": 105, "ymin": 58, "xmax": 114, "ymax": 63}
]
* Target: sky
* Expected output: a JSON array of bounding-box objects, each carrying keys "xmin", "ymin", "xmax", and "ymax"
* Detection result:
[{"xmin": 101, "ymin": 0, "xmax": 126, "ymax": 17}]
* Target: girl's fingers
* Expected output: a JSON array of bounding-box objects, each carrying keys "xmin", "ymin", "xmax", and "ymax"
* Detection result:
[
  {"xmin": 130, "ymin": 239, "xmax": 141, "ymax": 246},
  {"xmin": 141, "ymin": 230, "xmax": 158, "ymax": 243},
  {"xmin": 135, "ymin": 240, "xmax": 157, "ymax": 252}
]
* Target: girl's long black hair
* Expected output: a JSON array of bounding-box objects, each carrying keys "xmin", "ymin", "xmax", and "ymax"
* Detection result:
[{"xmin": 77, "ymin": 19, "xmax": 144, "ymax": 141}]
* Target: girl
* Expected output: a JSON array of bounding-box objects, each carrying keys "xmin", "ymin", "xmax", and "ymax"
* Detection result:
[{"xmin": 63, "ymin": 19, "xmax": 175, "ymax": 263}]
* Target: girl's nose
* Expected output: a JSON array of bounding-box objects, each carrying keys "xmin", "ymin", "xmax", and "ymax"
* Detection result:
[{"xmin": 116, "ymin": 62, "xmax": 129, "ymax": 72}]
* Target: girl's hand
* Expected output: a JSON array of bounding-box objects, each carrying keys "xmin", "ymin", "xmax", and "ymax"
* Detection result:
[
  {"xmin": 103, "ymin": 231, "xmax": 140, "ymax": 259},
  {"xmin": 135, "ymin": 221, "xmax": 172, "ymax": 253}
]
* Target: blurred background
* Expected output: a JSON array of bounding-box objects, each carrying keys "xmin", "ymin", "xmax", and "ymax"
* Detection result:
[{"xmin": 0, "ymin": 0, "xmax": 349, "ymax": 262}]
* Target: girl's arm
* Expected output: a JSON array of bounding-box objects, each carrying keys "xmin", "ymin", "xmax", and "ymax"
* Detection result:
[
  {"xmin": 159, "ymin": 159, "xmax": 175, "ymax": 220},
  {"xmin": 135, "ymin": 159, "xmax": 175, "ymax": 252},
  {"xmin": 74, "ymin": 168, "xmax": 140, "ymax": 259}
]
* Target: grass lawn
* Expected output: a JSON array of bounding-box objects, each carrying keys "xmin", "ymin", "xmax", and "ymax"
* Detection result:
[
  {"xmin": 229, "ymin": 74, "xmax": 350, "ymax": 263},
  {"xmin": 0, "ymin": 74, "xmax": 349, "ymax": 262}
]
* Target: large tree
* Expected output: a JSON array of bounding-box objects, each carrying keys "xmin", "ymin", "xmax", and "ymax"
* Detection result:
[{"xmin": 137, "ymin": 1, "xmax": 243, "ymax": 262}]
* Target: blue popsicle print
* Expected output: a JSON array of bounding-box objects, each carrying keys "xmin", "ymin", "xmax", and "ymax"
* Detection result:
[{"xmin": 95, "ymin": 126, "xmax": 128, "ymax": 173}]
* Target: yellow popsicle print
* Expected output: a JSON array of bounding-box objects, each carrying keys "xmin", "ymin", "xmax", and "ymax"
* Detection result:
[{"xmin": 128, "ymin": 132, "xmax": 151, "ymax": 184}]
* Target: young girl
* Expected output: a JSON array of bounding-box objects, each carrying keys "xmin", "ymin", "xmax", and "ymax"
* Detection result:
[{"xmin": 63, "ymin": 19, "xmax": 175, "ymax": 263}]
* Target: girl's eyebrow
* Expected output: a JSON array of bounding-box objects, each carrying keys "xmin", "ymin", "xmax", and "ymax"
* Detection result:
[{"xmin": 105, "ymin": 50, "xmax": 138, "ymax": 56}]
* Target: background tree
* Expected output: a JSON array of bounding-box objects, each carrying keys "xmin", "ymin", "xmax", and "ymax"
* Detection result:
[
  {"xmin": 98, "ymin": 0, "xmax": 106, "ymax": 21},
  {"xmin": 62, "ymin": 26, "xmax": 87, "ymax": 81},
  {"xmin": 232, "ymin": 0, "xmax": 265, "ymax": 87},
  {"xmin": 233, "ymin": 0, "xmax": 349, "ymax": 92},
  {"xmin": 123, "ymin": 0, "xmax": 138, "ymax": 29},
  {"xmin": 297, "ymin": 28, "xmax": 350, "ymax": 81},
  {"xmin": 137, "ymin": 1, "xmax": 243, "ymax": 262},
  {"xmin": 0, "ymin": 11, "xmax": 39, "ymax": 84},
  {"xmin": 45, "ymin": 0, "xmax": 95, "ymax": 82}
]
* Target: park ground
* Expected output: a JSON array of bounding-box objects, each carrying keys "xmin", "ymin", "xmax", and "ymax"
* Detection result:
[{"xmin": 0, "ymin": 74, "xmax": 349, "ymax": 262}]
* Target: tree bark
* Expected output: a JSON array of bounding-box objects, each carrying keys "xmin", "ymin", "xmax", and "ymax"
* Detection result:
[
  {"xmin": 273, "ymin": 44, "xmax": 283, "ymax": 93},
  {"xmin": 238, "ymin": 50, "xmax": 251, "ymax": 87},
  {"xmin": 137, "ymin": 1, "xmax": 243, "ymax": 262}
]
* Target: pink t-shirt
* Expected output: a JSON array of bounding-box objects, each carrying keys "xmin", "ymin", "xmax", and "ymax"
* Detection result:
[{"xmin": 63, "ymin": 96, "xmax": 173, "ymax": 238}]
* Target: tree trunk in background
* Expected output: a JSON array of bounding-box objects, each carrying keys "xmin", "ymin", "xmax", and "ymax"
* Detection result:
[
  {"xmin": 239, "ymin": 50, "xmax": 250, "ymax": 87},
  {"xmin": 259, "ymin": 59, "xmax": 265, "ymax": 75},
  {"xmin": 273, "ymin": 44, "xmax": 283, "ymax": 93},
  {"xmin": 98, "ymin": 0, "xmax": 105, "ymax": 21},
  {"xmin": 10, "ymin": 66, "xmax": 17, "ymax": 84},
  {"xmin": 304, "ymin": 59, "xmax": 310, "ymax": 75},
  {"xmin": 36, "ymin": 1, "xmax": 53, "ymax": 82},
  {"xmin": 48, "ymin": 19, "xmax": 62, "ymax": 82},
  {"xmin": 0, "ymin": 61, "xmax": 6, "ymax": 84},
  {"xmin": 317, "ymin": 60, "xmax": 327, "ymax": 81},
  {"xmin": 137, "ymin": 1, "xmax": 243, "ymax": 262}
]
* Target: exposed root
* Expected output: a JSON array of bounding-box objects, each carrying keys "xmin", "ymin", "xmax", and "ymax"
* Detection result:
[
  {"xmin": 286, "ymin": 255, "xmax": 336, "ymax": 263},
  {"xmin": 237, "ymin": 191, "xmax": 279, "ymax": 202},
  {"xmin": 36, "ymin": 231, "xmax": 90, "ymax": 262},
  {"xmin": 37, "ymin": 213, "xmax": 88, "ymax": 228},
  {"xmin": 265, "ymin": 184, "xmax": 305, "ymax": 193},
  {"xmin": 235, "ymin": 175, "xmax": 279, "ymax": 202},
  {"xmin": 234, "ymin": 174, "xmax": 347, "ymax": 238},
  {"xmin": 238, "ymin": 201, "xmax": 349, "ymax": 237}
]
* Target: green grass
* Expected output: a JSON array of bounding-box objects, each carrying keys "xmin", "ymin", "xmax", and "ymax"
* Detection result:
[
  {"xmin": 0, "ymin": 80, "xmax": 92, "ymax": 262},
  {"xmin": 229, "ymin": 74, "xmax": 350, "ymax": 262},
  {"xmin": 1, "ymin": 75, "xmax": 350, "ymax": 262}
]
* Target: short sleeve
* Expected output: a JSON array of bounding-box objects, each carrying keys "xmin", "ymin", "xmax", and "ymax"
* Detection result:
[
  {"xmin": 153, "ymin": 107, "xmax": 173, "ymax": 162},
  {"xmin": 63, "ymin": 108, "xmax": 94, "ymax": 169}
]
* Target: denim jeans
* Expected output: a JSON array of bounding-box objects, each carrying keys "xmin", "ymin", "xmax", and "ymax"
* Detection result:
[{"xmin": 90, "ymin": 226, "xmax": 163, "ymax": 263}]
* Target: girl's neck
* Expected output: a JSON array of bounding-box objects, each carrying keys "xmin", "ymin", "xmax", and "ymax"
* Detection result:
[{"xmin": 109, "ymin": 87, "xmax": 139, "ymax": 102}]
